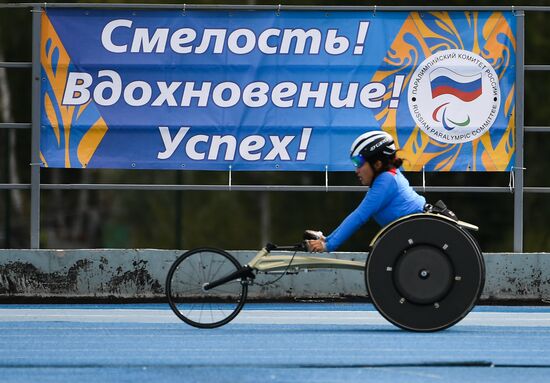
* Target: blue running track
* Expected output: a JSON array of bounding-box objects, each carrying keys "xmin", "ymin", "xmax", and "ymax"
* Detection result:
[{"xmin": 1, "ymin": 304, "xmax": 550, "ymax": 383}]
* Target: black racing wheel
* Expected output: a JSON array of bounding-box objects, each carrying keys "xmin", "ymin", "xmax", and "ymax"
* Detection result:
[
  {"xmin": 166, "ymin": 248, "xmax": 248, "ymax": 328},
  {"xmin": 365, "ymin": 215, "xmax": 485, "ymax": 332}
]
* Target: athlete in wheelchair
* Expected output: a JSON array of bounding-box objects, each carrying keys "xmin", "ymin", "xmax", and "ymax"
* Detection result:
[{"xmin": 166, "ymin": 131, "xmax": 484, "ymax": 331}]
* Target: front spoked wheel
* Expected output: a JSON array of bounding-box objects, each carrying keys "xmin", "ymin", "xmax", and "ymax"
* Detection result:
[{"xmin": 166, "ymin": 248, "xmax": 248, "ymax": 328}]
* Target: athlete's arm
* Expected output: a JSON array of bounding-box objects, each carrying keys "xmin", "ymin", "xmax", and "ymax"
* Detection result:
[{"xmin": 324, "ymin": 173, "xmax": 397, "ymax": 252}]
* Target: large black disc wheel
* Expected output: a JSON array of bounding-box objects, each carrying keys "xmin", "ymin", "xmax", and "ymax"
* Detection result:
[
  {"xmin": 366, "ymin": 215, "xmax": 485, "ymax": 332},
  {"xmin": 166, "ymin": 248, "xmax": 248, "ymax": 328}
]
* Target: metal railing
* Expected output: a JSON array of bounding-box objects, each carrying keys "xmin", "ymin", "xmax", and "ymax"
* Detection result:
[{"xmin": 0, "ymin": 4, "xmax": 547, "ymax": 251}]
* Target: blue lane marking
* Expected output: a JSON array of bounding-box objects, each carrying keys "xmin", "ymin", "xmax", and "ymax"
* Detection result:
[
  {"xmin": 0, "ymin": 366, "xmax": 549, "ymax": 383},
  {"xmin": 1, "ymin": 321, "xmax": 550, "ymax": 367}
]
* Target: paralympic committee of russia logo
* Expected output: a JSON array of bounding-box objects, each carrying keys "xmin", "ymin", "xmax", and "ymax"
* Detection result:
[{"xmin": 407, "ymin": 49, "xmax": 500, "ymax": 144}]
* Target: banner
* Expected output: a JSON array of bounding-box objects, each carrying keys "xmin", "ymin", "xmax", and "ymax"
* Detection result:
[{"xmin": 40, "ymin": 9, "xmax": 516, "ymax": 171}]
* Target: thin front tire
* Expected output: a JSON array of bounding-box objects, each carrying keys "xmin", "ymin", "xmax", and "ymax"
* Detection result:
[{"xmin": 166, "ymin": 248, "xmax": 248, "ymax": 328}]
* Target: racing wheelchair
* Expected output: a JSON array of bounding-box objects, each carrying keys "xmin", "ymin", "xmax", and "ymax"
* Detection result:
[{"xmin": 166, "ymin": 201, "xmax": 485, "ymax": 332}]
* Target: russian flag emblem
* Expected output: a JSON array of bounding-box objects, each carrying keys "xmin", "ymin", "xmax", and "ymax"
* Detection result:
[{"xmin": 429, "ymin": 67, "xmax": 482, "ymax": 102}]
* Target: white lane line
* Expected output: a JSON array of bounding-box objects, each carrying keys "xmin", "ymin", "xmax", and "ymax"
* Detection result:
[{"xmin": 0, "ymin": 309, "xmax": 550, "ymax": 327}]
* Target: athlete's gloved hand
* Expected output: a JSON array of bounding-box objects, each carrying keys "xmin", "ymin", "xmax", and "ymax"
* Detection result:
[
  {"xmin": 303, "ymin": 230, "xmax": 325, "ymax": 241},
  {"xmin": 306, "ymin": 239, "xmax": 327, "ymax": 253},
  {"xmin": 303, "ymin": 230, "xmax": 327, "ymax": 253}
]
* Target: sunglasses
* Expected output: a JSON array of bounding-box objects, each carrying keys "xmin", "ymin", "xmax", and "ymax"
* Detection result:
[{"xmin": 350, "ymin": 154, "xmax": 366, "ymax": 168}]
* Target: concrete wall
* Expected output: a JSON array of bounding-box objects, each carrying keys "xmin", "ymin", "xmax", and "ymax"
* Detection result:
[{"xmin": 0, "ymin": 249, "xmax": 549, "ymax": 303}]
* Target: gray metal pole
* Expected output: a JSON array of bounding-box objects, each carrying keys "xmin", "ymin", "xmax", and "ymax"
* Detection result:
[
  {"xmin": 514, "ymin": 10, "xmax": 525, "ymax": 252},
  {"xmin": 30, "ymin": 6, "xmax": 42, "ymax": 248},
  {"xmin": 175, "ymin": 171, "xmax": 183, "ymax": 249},
  {"xmin": 3, "ymin": 130, "xmax": 10, "ymax": 248}
]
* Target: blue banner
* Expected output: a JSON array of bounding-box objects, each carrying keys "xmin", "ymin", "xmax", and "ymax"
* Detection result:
[{"xmin": 41, "ymin": 9, "xmax": 516, "ymax": 171}]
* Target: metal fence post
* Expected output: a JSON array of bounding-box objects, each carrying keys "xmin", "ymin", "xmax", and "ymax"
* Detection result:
[
  {"xmin": 514, "ymin": 10, "xmax": 525, "ymax": 252},
  {"xmin": 30, "ymin": 6, "xmax": 42, "ymax": 248}
]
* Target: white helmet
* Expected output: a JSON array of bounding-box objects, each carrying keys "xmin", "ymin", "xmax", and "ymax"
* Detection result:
[{"xmin": 350, "ymin": 131, "xmax": 396, "ymax": 165}]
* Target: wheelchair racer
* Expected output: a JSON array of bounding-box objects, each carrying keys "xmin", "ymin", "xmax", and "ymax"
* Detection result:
[{"xmin": 307, "ymin": 131, "xmax": 426, "ymax": 253}]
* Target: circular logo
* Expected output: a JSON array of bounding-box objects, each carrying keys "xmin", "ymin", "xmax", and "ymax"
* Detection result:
[{"xmin": 407, "ymin": 49, "xmax": 500, "ymax": 144}]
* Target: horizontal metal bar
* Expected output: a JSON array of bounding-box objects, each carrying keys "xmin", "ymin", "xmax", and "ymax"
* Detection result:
[
  {"xmin": 525, "ymin": 65, "xmax": 550, "ymax": 71},
  {"xmin": 412, "ymin": 186, "xmax": 512, "ymax": 193},
  {"xmin": 0, "ymin": 123, "xmax": 31, "ymax": 130},
  {"xmin": 524, "ymin": 187, "xmax": 550, "ymax": 193},
  {"xmin": 37, "ymin": 184, "xmax": 365, "ymax": 192},
  {"xmin": 0, "ymin": 62, "xmax": 31, "ymax": 69},
  {"xmin": 525, "ymin": 126, "xmax": 550, "ymax": 132},
  {"xmin": 0, "ymin": 3, "xmax": 41, "ymax": 8},
  {"xmin": 0, "ymin": 3, "xmax": 537, "ymax": 11},
  {"xmin": 1, "ymin": 183, "xmax": 550, "ymax": 193},
  {"xmin": 33, "ymin": 184, "xmax": 515, "ymax": 193},
  {"xmin": 46, "ymin": 184, "xmax": 329, "ymax": 191},
  {"xmin": 0, "ymin": 184, "xmax": 30, "ymax": 190}
]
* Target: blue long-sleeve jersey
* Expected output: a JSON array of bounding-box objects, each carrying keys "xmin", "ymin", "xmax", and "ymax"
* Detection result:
[{"xmin": 325, "ymin": 169, "xmax": 425, "ymax": 252}]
